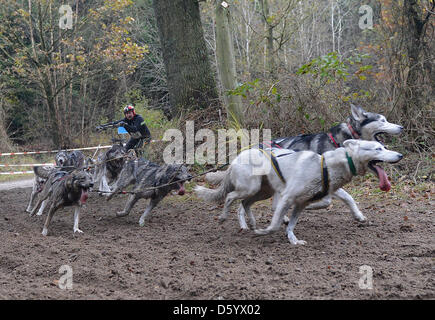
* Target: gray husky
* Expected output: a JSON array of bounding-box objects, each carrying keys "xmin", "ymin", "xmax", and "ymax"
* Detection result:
[
  {"xmin": 29, "ymin": 166, "xmax": 94, "ymax": 236},
  {"xmin": 206, "ymin": 104, "xmax": 403, "ymax": 226},
  {"xmin": 92, "ymin": 144, "xmax": 128, "ymax": 196},
  {"xmin": 54, "ymin": 150, "xmax": 85, "ymax": 168},
  {"xmin": 26, "ymin": 150, "xmax": 86, "ymax": 214},
  {"xmin": 195, "ymin": 140, "xmax": 403, "ymax": 244},
  {"xmin": 107, "ymin": 159, "xmax": 192, "ymax": 226}
]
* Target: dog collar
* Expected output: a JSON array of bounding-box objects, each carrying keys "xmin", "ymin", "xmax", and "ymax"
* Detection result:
[
  {"xmin": 345, "ymin": 152, "xmax": 357, "ymax": 176},
  {"xmin": 327, "ymin": 133, "xmax": 339, "ymax": 148},
  {"xmin": 261, "ymin": 141, "xmax": 283, "ymax": 149},
  {"xmin": 347, "ymin": 121, "xmax": 360, "ymax": 139}
]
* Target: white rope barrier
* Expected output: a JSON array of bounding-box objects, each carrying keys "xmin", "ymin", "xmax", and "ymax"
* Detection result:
[
  {"xmin": 0, "ymin": 171, "xmax": 34, "ymax": 175},
  {"xmin": 0, "ymin": 145, "xmax": 113, "ymax": 157},
  {"xmin": 0, "ymin": 140, "xmax": 161, "ymax": 174},
  {"xmin": 0, "ymin": 163, "xmax": 55, "ymax": 167},
  {"xmin": 0, "ymin": 144, "xmax": 111, "ymax": 175}
]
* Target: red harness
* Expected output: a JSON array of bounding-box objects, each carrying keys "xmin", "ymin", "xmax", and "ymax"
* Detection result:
[{"xmin": 327, "ymin": 133, "xmax": 340, "ymax": 148}]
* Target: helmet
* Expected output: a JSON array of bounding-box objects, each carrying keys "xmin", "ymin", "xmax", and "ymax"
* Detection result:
[{"xmin": 123, "ymin": 105, "xmax": 135, "ymax": 115}]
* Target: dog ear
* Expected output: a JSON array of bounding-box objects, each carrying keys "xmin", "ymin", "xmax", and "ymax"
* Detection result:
[
  {"xmin": 350, "ymin": 104, "xmax": 367, "ymax": 121},
  {"xmin": 343, "ymin": 139, "xmax": 359, "ymax": 153}
]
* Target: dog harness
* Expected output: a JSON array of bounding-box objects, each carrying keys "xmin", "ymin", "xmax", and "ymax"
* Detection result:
[
  {"xmin": 257, "ymin": 144, "xmax": 333, "ymax": 202},
  {"xmin": 310, "ymin": 155, "xmax": 329, "ymax": 202},
  {"xmin": 52, "ymin": 171, "xmax": 69, "ymax": 184},
  {"xmin": 257, "ymin": 144, "xmax": 291, "ymax": 184},
  {"xmin": 327, "ymin": 133, "xmax": 340, "ymax": 148}
]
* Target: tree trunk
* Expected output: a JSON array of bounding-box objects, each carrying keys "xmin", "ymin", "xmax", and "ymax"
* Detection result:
[
  {"xmin": 152, "ymin": 0, "xmax": 219, "ymax": 115},
  {"xmin": 215, "ymin": 1, "xmax": 243, "ymax": 128},
  {"xmin": 403, "ymin": 0, "xmax": 433, "ymax": 116},
  {"xmin": 260, "ymin": 0, "xmax": 275, "ymax": 77},
  {"xmin": 0, "ymin": 99, "xmax": 13, "ymax": 151}
]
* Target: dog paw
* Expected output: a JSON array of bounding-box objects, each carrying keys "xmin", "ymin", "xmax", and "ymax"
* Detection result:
[
  {"xmin": 217, "ymin": 214, "xmax": 227, "ymax": 223},
  {"xmin": 139, "ymin": 219, "xmax": 145, "ymax": 227},
  {"xmin": 116, "ymin": 211, "xmax": 129, "ymax": 217},
  {"xmin": 291, "ymin": 240, "xmax": 307, "ymax": 245},
  {"xmin": 238, "ymin": 227, "xmax": 250, "ymax": 233},
  {"xmin": 355, "ymin": 215, "xmax": 367, "ymax": 222},
  {"xmin": 41, "ymin": 228, "xmax": 48, "ymax": 236},
  {"xmin": 74, "ymin": 228, "xmax": 84, "ymax": 234},
  {"xmin": 254, "ymin": 229, "xmax": 268, "ymax": 235}
]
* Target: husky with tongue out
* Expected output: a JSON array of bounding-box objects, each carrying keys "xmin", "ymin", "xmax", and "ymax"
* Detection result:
[
  {"xmin": 29, "ymin": 167, "xmax": 94, "ymax": 236},
  {"xmin": 106, "ymin": 159, "xmax": 192, "ymax": 226},
  {"xmin": 195, "ymin": 139, "xmax": 402, "ymax": 245}
]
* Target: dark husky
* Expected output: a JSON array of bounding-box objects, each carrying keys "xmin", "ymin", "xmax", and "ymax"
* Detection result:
[
  {"xmin": 65, "ymin": 150, "xmax": 86, "ymax": 168},
  {"xmin": 207, "ymin": 104, "xmax": 403, "ymax": 227},
  {"xmin": 92, "ymin": 144, "xmax": 128, "ymax": 196},
  {"xmin": 55, "ymin": 151, "xmax": 69, "ymax": 167},
  {"xmin": 29, "ymin": 166, "xmax": 93, "ymax": 236},
  {"xmin": 107, "ymin": 159, "xmax": 192, "ymax": 226},
  {"xmin": 54, "ymin": 150, "xmax": 85, "ymax": 168},
  {"xmin": 26, "ymin": 150, "xmax": 86, "ymax": 214},
  {"xmin": 272, "ymin": 104, "xmax": 403, "ymax": 151}
]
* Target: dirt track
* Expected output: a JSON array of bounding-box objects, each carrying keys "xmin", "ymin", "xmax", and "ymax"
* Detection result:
[
  {"xmin": 0, "ymin": 180, "xmax": 433, "ymax": 300},
  {"xmin": 0, "ymin": 178, "xmax": 33, "ymax": 191}
]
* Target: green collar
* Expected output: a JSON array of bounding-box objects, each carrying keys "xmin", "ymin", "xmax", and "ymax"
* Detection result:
[{"xmin": 346, "ymin": 152, "xmax": 357, "ymax": 176}]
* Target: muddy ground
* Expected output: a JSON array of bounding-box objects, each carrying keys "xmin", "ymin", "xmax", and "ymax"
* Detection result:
[{"xmin": 0, "ymin": 179, "xmax": 433, "ymax": 300}]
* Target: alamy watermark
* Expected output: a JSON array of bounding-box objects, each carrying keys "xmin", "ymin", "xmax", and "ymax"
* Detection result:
[
  {"xmin": 358, "ymin": 5, "xmax": 373, "ymax": 30},
  {"xmin": 162, "ymin": 121, "xmax": 272, "ymax": 168},
  {"xmin": 59, "ymin": 5, "xmax": 73, "ymax": 30},
  {"xmin": 358, "ymin": 265, "xmax": 373, "ymax": 289},
  {"xmin": 58, "ymin": 265, "xmax": 73, "ymax": 290}
]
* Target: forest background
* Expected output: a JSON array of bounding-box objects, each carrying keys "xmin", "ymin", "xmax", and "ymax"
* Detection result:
[{"xmin": 0, "ymin": 0, "xmax": 433, "ymax": 181}]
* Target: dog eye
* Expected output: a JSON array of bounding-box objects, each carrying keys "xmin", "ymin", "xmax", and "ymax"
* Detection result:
[{"xmin": 376, "ymin": 147, "xmax": 383, "ymax": 151}]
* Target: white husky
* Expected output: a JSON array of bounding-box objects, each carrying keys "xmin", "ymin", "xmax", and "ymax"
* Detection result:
[{"xmin": 195, "ymin": 140, "xmax": 402, "ymax": 245}]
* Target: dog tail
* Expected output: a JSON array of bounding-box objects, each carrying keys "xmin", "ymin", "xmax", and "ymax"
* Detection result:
[
  {"xmin": 204, "ymin": 170, "xmax": 227, "ymax": 185},
  {"xmin": 33, "ymin": 166, "xmax": 52, "ymax": 179},
  {"xmin": 195, "ymin": 167, "xmax": 233, "ymax": 203}
]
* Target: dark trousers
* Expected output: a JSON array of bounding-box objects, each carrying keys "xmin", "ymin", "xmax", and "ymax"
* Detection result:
[{"xmin": 125, "ymin": 138, "xmax": 144, "ymax": 152}]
